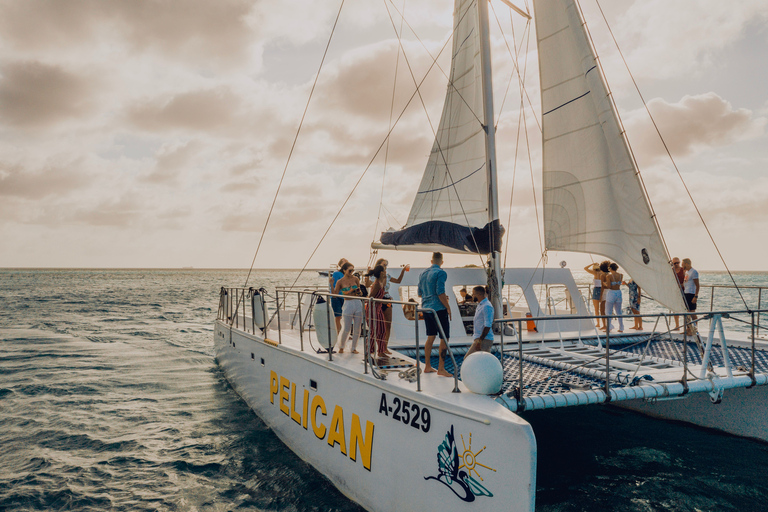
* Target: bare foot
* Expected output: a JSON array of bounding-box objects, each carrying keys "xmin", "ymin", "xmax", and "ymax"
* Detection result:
[
  {"xmin": 424, "ymin": 367, "xmax": 436, "ymax": 373},
  {"xmin": 437, "ymin": 369, "xmax": 453, "ymax": 377}
]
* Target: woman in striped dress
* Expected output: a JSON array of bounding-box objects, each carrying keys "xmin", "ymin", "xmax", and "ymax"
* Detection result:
[{"xmin": 366, "ymin": 265, "xmax": 387, "ymax": 357}]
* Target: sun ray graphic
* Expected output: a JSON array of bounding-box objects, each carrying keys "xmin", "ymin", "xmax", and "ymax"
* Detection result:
[{"xmin": 457, "ymin": 432, "xmax": 496, "ymax": 481}]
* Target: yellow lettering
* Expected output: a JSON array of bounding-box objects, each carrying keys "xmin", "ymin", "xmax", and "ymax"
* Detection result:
[
  {"xmin": 269, "ymin": 371, "xmax": 278, "ymax": 404},
  {"xmin": 311, "ymin": 394, "xmax": 327, "ymax": 440},
  {"xmin": 349, "ymin": 414, "xmax": 375, "ymax": 471},
  {"xmin": 290, "ymin": 383, "xmax": 302, "ymax": 425},
  {"xmin": 279, "ymin": 376, "xmax": 290, "ymax": 416},
  {"xmin": 327, "ymin": 405, "xmax": 347, "ymax": 456},
  {"xmin": 302, "ymin": 389, "xmax": 310, "ymax": 430}
]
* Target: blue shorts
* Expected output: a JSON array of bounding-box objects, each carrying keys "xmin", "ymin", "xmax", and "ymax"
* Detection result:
[
  {"xmin": 331, "ymin": 297, "xmax": 344, "ymax": 317},
  {"xmin": 424, "ymin": 309, "xmax": 450, "ymax": 339},
  {"xmin": 592, "ymin": 287, "xmax": 602, "ymax": 301}
]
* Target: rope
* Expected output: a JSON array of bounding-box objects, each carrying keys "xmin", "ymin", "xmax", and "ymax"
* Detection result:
[
  {"xmin": 372, "ymin": 0, "xmax": 407, "ymax": 247},
  {"xmin": 241, "ymin": 0, "xmax": 346, "ymax": 291},
  {"xmin": 385, "ymin": 0, "xmax": 485, "ymax": 130},
  {"xmin": 592, "ymin": 0, "xmax": 748, "ymax": 310},
  {"xmin": 381, "ymin": 0, "xmax": 486, "ymax": 265},
  {"xmin": 287, "ymin": 18, "xmax": 461, "ymax": 289},
  {"xmin": 501, "ymin": 10, "xmax": 533, "ymax": 269}
]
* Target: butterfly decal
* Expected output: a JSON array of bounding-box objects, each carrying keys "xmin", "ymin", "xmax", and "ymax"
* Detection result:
[{"xmin": 424, "ymin": 425, "xmax": 493, "ymax": 502}]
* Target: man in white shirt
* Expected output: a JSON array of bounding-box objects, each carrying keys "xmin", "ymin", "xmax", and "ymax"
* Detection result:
[
  {"xmin": 466, "ymin": 286, "xmax": 494, "ymax": 357},
  {"xmin": 682, "ymin": 258, "xmax": 700, "ymax": 335}
]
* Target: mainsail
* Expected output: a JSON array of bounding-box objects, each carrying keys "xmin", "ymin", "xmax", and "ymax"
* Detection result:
[
  {"xmin": 533, "ymin": 0, "xmax": 687, "ymax": 312},
  {"xmin": 377, "ymin": 0, "xmax": 503, "ymax": 255}
]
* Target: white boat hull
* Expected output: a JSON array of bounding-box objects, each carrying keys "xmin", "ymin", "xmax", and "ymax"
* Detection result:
[
  {"xmin": 618, "ymin": 384, "xmax": 768, "ymax": 442},
  {"xmin": 214, "ymin": 321, "xmax": 537, "ymax": 512}
]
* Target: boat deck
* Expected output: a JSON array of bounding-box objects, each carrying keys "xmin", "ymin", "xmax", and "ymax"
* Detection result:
[{"xmin": 392, "ymin": 331, "xmax": 768, "ymax": 411}]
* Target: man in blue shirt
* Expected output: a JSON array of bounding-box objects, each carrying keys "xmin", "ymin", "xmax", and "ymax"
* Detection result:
[
  {"xmin": 417, "ymin": 252, "xmax": 452, "ymax": 377},
  {"xmin": 466, "ymin": 286, "xmax": 494, "ymax": 357}
]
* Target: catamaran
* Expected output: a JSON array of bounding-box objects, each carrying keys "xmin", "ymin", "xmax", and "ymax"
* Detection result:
[{"xmin": 214, "ymin": 0, "xmax": 768, "ymax": 510}]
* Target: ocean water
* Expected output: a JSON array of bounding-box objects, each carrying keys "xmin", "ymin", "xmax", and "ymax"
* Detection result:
[{"xmin": 2, "ymin": 268, "xmax": 768, "ymax": 512}]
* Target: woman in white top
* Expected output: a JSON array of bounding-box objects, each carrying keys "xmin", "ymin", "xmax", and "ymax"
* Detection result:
[{"xmin": 584, "ymin": 263, "xmax": 605, "ymax": 329}]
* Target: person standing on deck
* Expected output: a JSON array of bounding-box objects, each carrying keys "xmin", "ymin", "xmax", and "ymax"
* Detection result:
[
  {"xmin": 672, "ymin": 257, "xmax": 685, "ymax": 331},
  {"xmin": 365, "ymin": 258, "xmax": 409, "ymax": 355},
  {"xmin": 465, "ymin": 286, "xmax": 494, "ymax": 357},
  {"xmin": 329, "ymin": 258, "xmax": 347, "ymax": 332},
  {"xmin": 418, "ymin": 252, "xmax": 452, "ymax": 377},
  {"xmin": 602, "ymin": 262, "xmax": 624, "ymax": 333},
  {"xmin": 584, "ymin": 263, "xmax": 604, "ymax": 329},
  {"xmin": 682, "ymin": 258, "xmax": 700, "ymax": 335}
]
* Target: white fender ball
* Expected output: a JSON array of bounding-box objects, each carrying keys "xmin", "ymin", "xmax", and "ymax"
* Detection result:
[{"xmin": 461, "ymin": 352, "xmax": 503, "ymax": 394}]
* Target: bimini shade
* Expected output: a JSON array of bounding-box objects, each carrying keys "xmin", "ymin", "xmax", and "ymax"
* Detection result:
[{"xmin": 379, "ymin": 219, "xmax": 504, "ymax": 255}]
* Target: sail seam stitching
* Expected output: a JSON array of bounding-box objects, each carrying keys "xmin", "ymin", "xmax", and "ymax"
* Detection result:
[{"xmin": 542, "ymin": 90, "xmax": 591, "ymax": 116}]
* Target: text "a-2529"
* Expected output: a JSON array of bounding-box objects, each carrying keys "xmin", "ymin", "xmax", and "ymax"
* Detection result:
[{"xmin": 378, "ymin": 393, "xmax": 431, "ymax": 433}]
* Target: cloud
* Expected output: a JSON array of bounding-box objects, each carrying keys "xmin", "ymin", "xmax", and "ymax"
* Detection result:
[
  {"xmin": 0, "ymin": 161, "xmax": 90, "ymax": 199},
  {"xmin": 127, "ymin": 88, "xmax": 243, "ymax": 132},
  {"xmin": 625, "ymin": 92, "xmax": 766, "ymax": 164},
  {"xmin": 69, "ymin": 194, "xmax": 144, "ymax": 227},
  {"xmin": 141, "ymin": 140, "xmax": 200, "ymax": 184},
  {"xmin": 0, "ymin": 60, "xmax": 94, "ymax": 128},
  {"xmin": 610, "ymin": 0, "xmax": 768, "ymax": 80},
  {"xmin": 0, "ymin": 0, "xmax": 256, "ymax": 68}
]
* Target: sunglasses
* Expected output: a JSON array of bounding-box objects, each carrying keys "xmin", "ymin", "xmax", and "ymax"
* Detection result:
[{"xmin": 673, "ymin": 262, "xmax": 680, "ymax": 265}]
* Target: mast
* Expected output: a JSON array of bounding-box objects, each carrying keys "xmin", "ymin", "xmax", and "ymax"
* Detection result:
[{"xmin": 477, "ymin": 0, "xmax": 504, "ymax": 319}]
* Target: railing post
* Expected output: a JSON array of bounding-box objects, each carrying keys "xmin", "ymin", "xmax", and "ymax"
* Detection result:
[
  {"xmin": 517, "ymin": 319, "xmax": 524, "ymax": 411},
  {"xmin": 758, "ymin": 289, "xmax": 763, "ymax": 338},
  {"xmin": 604, "ymin": 320, "xmax": 611, "ymax": 402},
  {"xmin": 750, "ymin": 311, "xmax": 757, "ymax": 386},
  {"xmin": 276, "ymin": 290, "xmax": 282, "ymax": 345},
  {"xmin": 414, "ymin": 310, "xmax": 421, "ymax": 392},
  {"xmin": 326, "ymin": 293, "xmax": 333, "ymax": 361},
  {"xmin": 364, "ymin": 296, "xmax": 370, "ymax": 375},
  {"xmin": 297, "ymin": 291, "xmax": 304, "ymax": 351},
  {"xmin": 681, "ymin": 313, "xmax": 689, "ymax": 394},
  {"xmin": 499, "ymin": 319, "xmax": 504, "ymax": 375}
]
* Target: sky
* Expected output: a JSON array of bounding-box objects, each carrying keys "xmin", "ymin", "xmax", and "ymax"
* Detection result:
[{"xmin": 1, "ymin": 0, "xmax": 767, "ymax": 271}]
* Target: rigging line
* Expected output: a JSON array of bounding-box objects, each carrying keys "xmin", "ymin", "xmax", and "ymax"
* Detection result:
[
  {"xmin": 575, "ymin": 0, "xmax": 679, "ymax": 289},
  {"xmin": 382, "ymin": 0, "xmax": 487, "ymax": 264},
  {"xmin": 288, "ymin": 18, "xmax": 461, "ymax": 289},
  {"xmin": 490, "ymin": 0, "xmax": 530, "ymax": 129},
  {"xmin": 503, "ymin": 15, "xmax": 532, "ymax": 268},
  {"xmin": 489, "ymin": 0, "xmax": 542, "ymax": 134},
  {"xmin": 385, "ymin": 0, "xmax": 485, "ymax": 129},
  {"xmin": 591, "ymin": 0, "xmax": 749, "ymax": 310},
  {"xmin": 241, "ymin": 0, "xmax": 346, "ymax": 291},
  {"xmin": 373, "ymin": 0, "xmax": 407, "ymax": 245},
  {"xmin": 523, "ymin": 100, "xmax": 544, "ymax": 254},
  {"xmin": 503, "ymin": 96, "xmax": 525, "ymax": 270}
]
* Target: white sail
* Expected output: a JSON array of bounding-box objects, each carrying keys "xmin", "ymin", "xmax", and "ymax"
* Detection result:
[
  {"xmin": 407, "ymin": 0, "xmax": 487, "ymax": 229},
  {"xmin": 377, "ymin": 0, "xmax": 504, "ymax": 255},
  {"xmin": 534, "ymin": 0, "xmax": 687, "ymax": 312}
]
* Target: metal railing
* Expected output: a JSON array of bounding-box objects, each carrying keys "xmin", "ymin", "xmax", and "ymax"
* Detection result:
[
  {"xmin": 494, "ymin": 308, "xmax": 768, "ymax": 412},
  {"xmin": 218, "ymin": 285, "xmax": 461, "ymax": 393},
  {"xmin": 705, "ymin": 284, "xmax": 768, "ymax": 337}
]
